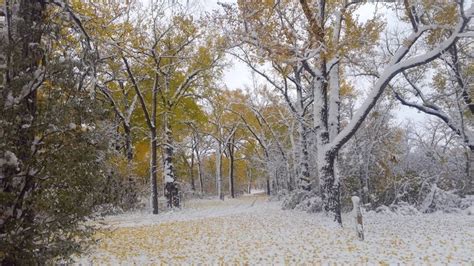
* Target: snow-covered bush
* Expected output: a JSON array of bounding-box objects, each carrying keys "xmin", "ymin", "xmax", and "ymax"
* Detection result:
[
  {"xmin": 338, "ymin": 113, "xmax": 472, "ymax": 215},
  {"xmin": 459, "ymin": 195, "xmax": 474, "ymax": 209},
  {"xmin": 93, "ymin": 204, "xmax": 125, "ymax": 217},
  {"xmin": 294, "ymin": 196, "xmax": 323, "ymax": 213},
  {"xmin": 465, "ymin": 206, "xmax": 474, "ymax": 215},
  {"xmin": 270, "ymin": 189, "xmax": 288, "ymax": 202},
  {"xmin": 374, "ymin": 205, "xmax": 393, "ymax": 215},
  {"xmin": 282, "ymin": 189, "xmax": 311, "ymax": 210},
  {"xmin": 391, "ymin": 202, "xmax": 421, "ymax": 215},
  {"xmin": 374, "ymin": 203, "xmax": 420, "ymax": 215},
  {"xmin": 374, "ymin": 189, "xmax": 473, "ymax": 215},
  {"xmin": 419, "ymin": 186, "xmax": 462, "ymax": 213},
  {"xmin": 281, "ymin": 189, "xmax": 322, "ymax": 213}
]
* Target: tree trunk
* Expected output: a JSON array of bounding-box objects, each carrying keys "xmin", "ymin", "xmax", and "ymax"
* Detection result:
[
  {"xmin": 247, "ymin": 167, "xmax": 252, "ymax": 194},
  {"xmin": 124, "ymin": 123, "xmax": 133, "ymax": 161},
  {"xmin": 289, "ymin": 124, "xmax": 300, "ymax": 189},
  {"xmin": 228, "ymin": 134, "xmax": 235, "ymax": 198},
  {"xmin": 120, "ymin": 79, "xmax": 134, "ymax": 162},
  {"xmin": 190, "ymin": 144, "xmax": 195, "ymax": 191},
  {"xmin": 274, "ymin": 168, "xmax": 280, "ymax": 191},
  {"xmin": 312, "ymin": 55, "xmax": 342, "ymax": 225},
  {"xmin": 266, "ymin": 177, "xmax": 271, "ymax": 196},
  {"xmin": 465, "ymin": 149, "xmax": 473, "ymax": 194},
  {"xmin": 194, "ymin": 136, "xmax": 204, "ymax": 195},
  {"xmin": 295, "ymin": 73, "xmax": 311, "ymax": 190},
  {"xmin": 123, "ymin": 123, "xmax": 133, "ymax": 162},
  {"xmin": 319, "ymin": 150, "xmax": 342, "ymax": 225},
  {"xmin": 298, "ymin": 124, "xmax": 311, "ymax": 190},
  {"xmin": 228, "ymin": 153, "xmax": 235, "ymax": 198},
  {"xmin": 150, "ymin": 128, "xmax": 159, "ymax": 214},
  {"xmin": 216, "ymin": 138, "xmax": 223, "ymax": 200},
  {"xmin": 163, "ymin": 112, "xmax": 179, "ymax": 207}
]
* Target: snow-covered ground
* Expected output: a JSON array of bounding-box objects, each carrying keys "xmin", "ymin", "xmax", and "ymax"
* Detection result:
[{"xmin": 76, "ymin": 194, "xmax": 474, "ymax": 264}]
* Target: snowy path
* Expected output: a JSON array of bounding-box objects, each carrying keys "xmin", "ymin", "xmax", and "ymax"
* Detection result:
[{"xmin": 76, "ymin": 195, "xmax": 474, "ymax": 264}]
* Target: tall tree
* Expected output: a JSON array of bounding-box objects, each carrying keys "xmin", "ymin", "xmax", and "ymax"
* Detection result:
[{"xmin": 117, "ymin": 1, "xmax": 224, "ymax": 210}]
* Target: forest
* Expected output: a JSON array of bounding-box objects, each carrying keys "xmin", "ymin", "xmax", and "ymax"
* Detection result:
[{"xmin": 0, "ymin": 0, "xmax": 473, "ymax": 264}]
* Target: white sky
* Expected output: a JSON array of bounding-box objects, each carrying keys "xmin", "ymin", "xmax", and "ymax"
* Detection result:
[{"xmin": 196, "ymin": 1, "xmax": 251, "ymax": 91}]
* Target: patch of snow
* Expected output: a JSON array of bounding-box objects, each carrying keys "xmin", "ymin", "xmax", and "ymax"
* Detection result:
[
  {"xmin": 80, "ymin": 123, "xmax": 94, "ymax": 132},
  {"xmin": 5, "ymin": 92, "xmax": 15, "ymax": 108},
  {"xmin": 28, "ymin": 168, "xmax": 38, "ymax": 176},
  {"xmin": 250, "ymin": 189, "xmax": 265, "ymax": 194},
  {"xmin": 460, "ymin": 195, "xmax": 474, "ymax": 209},
  {"xmin": 1, "ymin": 151, "xmax": 19, "ymax": 168},
  {"xmin": 31, "ymin": 136, "xmax": 41, "ymax": 152},
  {"xmin": 465, "ymin": 206, "xmax": 474, "ymax": 216},
  {"xmin": 76, "ymin": 195, "xmax": 474, "ymax": 264}
]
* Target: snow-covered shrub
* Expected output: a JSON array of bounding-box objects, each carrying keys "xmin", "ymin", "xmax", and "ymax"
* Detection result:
[
  {"xmin": 282, "ymin": 189, "xmax": 310, "ymax": 210},
  {"xmin": 390, "ymin": 202, "xmax": 420, "ymax": 215},
  {"xmin": 294, "ymin": 196, "xmax": 323, "ymax": 213},
  {"xmin": 382, "ymin": 175, "xmax": 469, "ymax": 213},
  {"xmin": 375, "ymin": 205, "xmax": 394, "ymax": 215},
  {"xmin": 375, "ymin": 202, "xmax": 420, "ymax": 215},
  {"xmin": 269, "ymin": 189, "xmax": 288, "ymax": 202},
  {"xmin": 460, "ymin": 195, "xmax": 474, "ymax": 209},
  {"xmin": 464, "ymin": 206, "xmax": 474, "ymax": 215},
  {"xmin": 375, "ymin": 189, "xmax": 470, "ymax": 215},
  {"xmin": 419, "ymin": 186, "xmax": 462, "ymax": 213},
  {"xmin": 281, "ymin": 189, "xmax": 322, "ymax": 213},
  {"xmin": 93, "ymin": 204, "xmax": 125, "ymax": 217}
]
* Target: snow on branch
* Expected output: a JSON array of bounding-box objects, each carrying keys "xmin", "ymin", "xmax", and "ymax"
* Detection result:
[
  {"xmin": 393, "ymin": 89, "xmax": 473, "ymax": 151},
  {"xmin": 5, "ymin": 68, "xmax": 45, "ymax": 109},
  {"xmin": 327, "ymin": 5, "xmax": 474, "ymax": 154}
]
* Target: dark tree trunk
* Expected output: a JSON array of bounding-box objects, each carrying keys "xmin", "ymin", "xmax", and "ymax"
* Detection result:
[
  {"xmin": 296, "ymin": 75, "xmax": 311, "ymax": 190},
  {"xmin": 124, "ymin": 123, "xmax": 133, "ymax": 161},
  {"xmin": 228, "ymin": 134, "xmax": 235, "ymax": 198},
  {"xmin": 319, "ymin": 150, "xmax": 342, "ymax": 225},
  {"xmin": 190, "ymin": 147, "xmax": 195, "ymax": 191},
  {"xmin": 247, "ymin": 167, "xmax": 252, "ymax": 194},
  {"xmin": 198, "ymin": 161, "xmax": 204, "ymax": 194},
  {"xmin": 150, "ymin": 128, "xmax": 159, "ymax": 214},
  {"xmin": 274, "ymin": 168, "xmax": 280, "ymax": 191},
  {"xmin": 216, "ymin": 141, "xmax": 224, "ymax": 200},
  {"xmin": 465, "ymin": 149, "xmax": 473, "ymax": 195},
  {"xmin": 266, "ymin": 177, "xmax": 271, "ymax": 196},
  {"xmin": 193, "ymin": 135, "xmax": 204, "ymax": 194},
  {"xmin": 299, "ymin": 128, "xmax": 311, "ymax": 190}
]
